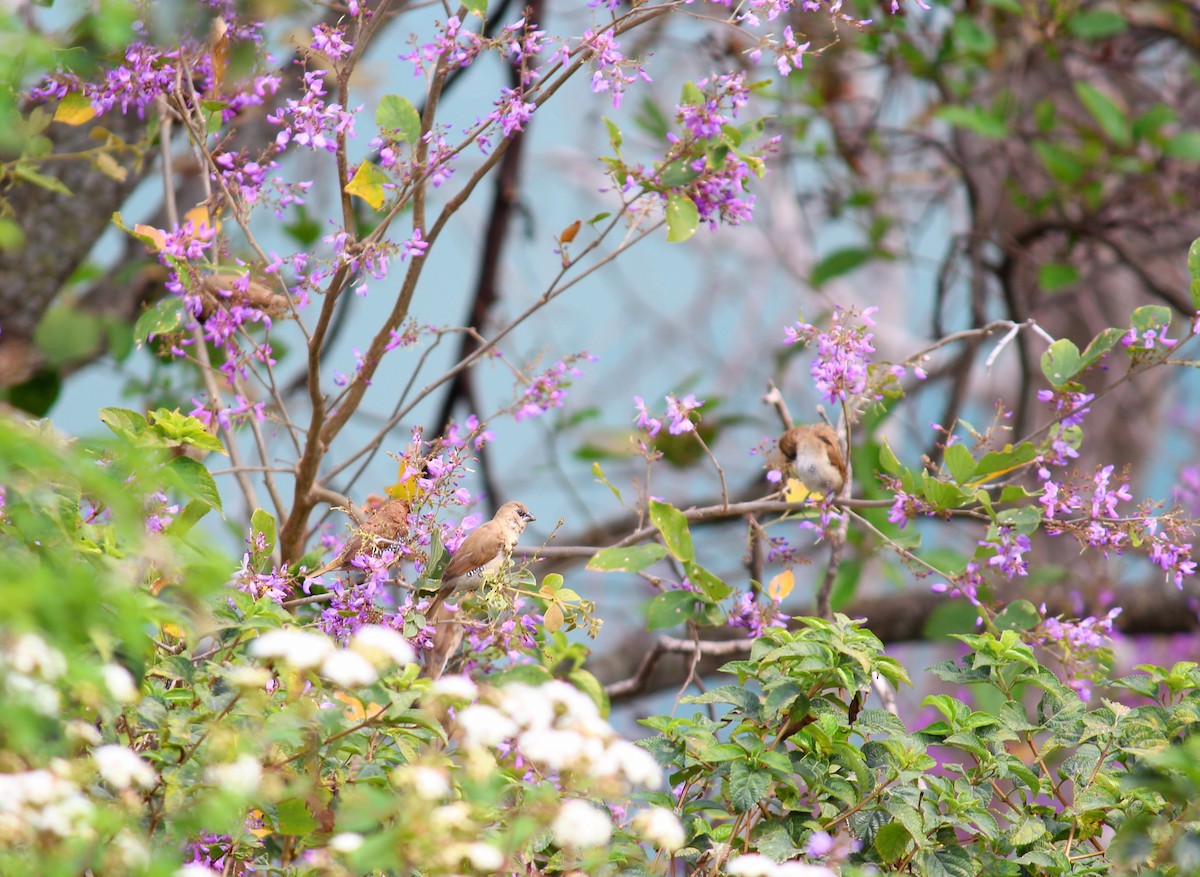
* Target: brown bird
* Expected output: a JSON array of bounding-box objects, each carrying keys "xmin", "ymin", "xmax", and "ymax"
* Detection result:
[
  {"xmin": 304, "ymin": 495, "xmax": 410, "ymax": 580},
  {"xmin": 774, "ymin": 424, "xmax": 847, "ymax": 495},
  {"xmin": 424, "ymin": 501, "xmax": 536, "ymax": 679}
]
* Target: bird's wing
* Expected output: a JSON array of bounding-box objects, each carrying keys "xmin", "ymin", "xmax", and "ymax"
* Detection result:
[
  {"xmin": 812, "ymin": 424, "xmax": 847, "ymax": 477},
  {"xmin": 441, "ymin": 521, "xmax": 503, "ymax": 581}
]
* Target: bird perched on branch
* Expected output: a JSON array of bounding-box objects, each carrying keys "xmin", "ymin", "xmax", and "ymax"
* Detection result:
[
  {"xmin": 304, "ymin": 495, "xmax": 410, "ymax": 580},
  {"xmin": 424, "ymin": 500, "xmax": 536, "ymax": 679},
  {"xmin": 774, "ymin": 424, "xmax": 847, "ymax": 496}
]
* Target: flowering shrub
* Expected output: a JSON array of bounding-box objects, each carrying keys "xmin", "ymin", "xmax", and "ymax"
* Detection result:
[{"xmin": 5, "ymin": 0, "xmax": 1200, "ymax": 874}]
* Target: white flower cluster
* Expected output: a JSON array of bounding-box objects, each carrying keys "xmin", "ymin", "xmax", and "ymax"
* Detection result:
[
  {"xmin": 455, "ymin": 679, "xmax": 663, "ymax": 790},
  {"xmin": 249, "ymin": 624, "xmax": 416, "ymax": 688},
  {"xmin": 0, "ymin": 766, "xmax": 94, "ymax": 843},
  {"xmin": 1, "ymin": 632, "xmax": 67, "ymax": 716},
  {"xmin": 727, "ymin": 853, "xmax": 836, "ymax": 877},
  {"xmin": 94, "ymin": 744, "xmax": 158, "ymax": 790}
]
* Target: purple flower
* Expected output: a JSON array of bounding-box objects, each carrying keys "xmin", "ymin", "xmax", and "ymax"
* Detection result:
[
  {"xmin": 665, "ymin": 394, "xmax": 703, "ymax": 435},
  {"xmin": 979, "ymin": 527, "xmax": 1031, "ymax": 579},
  {"xmin": 785, "ymin": 307, "xmax": 878, "ymax": 404},
  {"xmin": 634, "ymin": 397, "xmax": 662, "ymax": 436}
]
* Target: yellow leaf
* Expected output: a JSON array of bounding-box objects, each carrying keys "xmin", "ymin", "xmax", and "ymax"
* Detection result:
[
  {"xmin": 543, "ymin": 603, "xmax": 565, "ymax": 633},
  {"xmin": 133, "ymin": 224, "xmax": 167, "ymax": 251},
  {"xmin": 184, "ymin": 205, "xmax": 220, "ymax": 234},
  {"xmin": 783, "ymin": 477, "xmax": 812, "ymax": 504},
  {"xmin": 559, "ymin": 219, "xmax": 581, "ymax": 243},
  {"xmin": 768, "ymin": 569, "xmax": 795, "ymax": 602},
  {"xmin": 345, "ymin": 160, "xmax": 388, "ymax": 210},
  {"xmin": 385, "ymin": 462, "xmax": 421, "ymax": 501},
  {"xmin": 54, "ymin": 92, "xmax": 96, "ymax": 126},
  {"xmin": 247, "ymin": 809, "xmax": 273, "ymax": 838},
  {"xmin": 333, "ymin": 691, "xmax": 384, "ymax": 722},
  {"xmin": 94, "ymin": 151, "xmax": 128, "ymax": 183},
  {"xmin": 161, "ymin": 622, "xmax": 186, "ymax": 638}
]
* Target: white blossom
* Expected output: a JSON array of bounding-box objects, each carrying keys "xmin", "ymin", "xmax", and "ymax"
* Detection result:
[
  {"xmin": 94, "ymin": 745, "xmax": 157, "ymax": 790},
  {"xmin": 176, "ymin": 866, "xmax": 221, "ymax": 877},
  {"xmin": 330, "ymin": 832, "xmax": 364, "ymax": 852},
  {"xmin": 0, "ymin": 769, "xmax": 93, "ymax": 842},
  {"xmin": 458, "ymin": 704, "xmax": 518, "ymax": 749},
  {"xmin": 602, "ymin": 739, "xmax": 663, "ymax": 787},
  {"xmin": 66, "ymin": 720, "xmax": 102, "ymax": 745},
  {"xmin": 465, "ymin": 842, "xmax": 505, "ymax": 870},
  {"xmin": 103, "ymin": 663, "xmax": 139, "ymax": 703},
  {"xmin": 551, "ymin": 799, "xmax": 612, "ymax": 849},
  {"xmin": 429, "ymin": 674, "xmax": 477, "ymax": 700},
  {"xmin": 351, "ymin": 625, "xmax": 417, "ymax": 667},
  {"xmin": 727, "ymin": 854, "xmax": 778, "ymax": 877},
  {"xmin": 320, "ymin": 649, "xmax": 379, "ymax": 687},
  {"xmin": 204, "ymin": 755, "xmax": 262, "ymax": 795},
  {"xmin": 9, "ymin": 632, "xmax": 66, "ymax": 679},
  {"xmin": 775, "ymin": 863, "xmax": 836, "ymax": 877},
  {"xmin": 634, "ymin": 806, "xmax": 686, "ymax": 852},
  {"xmin": 519, "ymin": 727, "xmax": 589, "ymax": 770},
  {"xmin": 409, "ymin": 766, "xmax": 450, "ymax": 800},
  {"xmin": 249, "ymin": 627, "xmax": 334, "ymax": 669},
  {"xmin": 227, "ymin": 666, "xmax": 273, "ymax": 689},
  {"xmin": 499, "ymin": 683, "xmax": 556, "ymax": 730}
]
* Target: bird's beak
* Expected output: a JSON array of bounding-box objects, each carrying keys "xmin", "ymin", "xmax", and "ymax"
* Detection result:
[{"xmin": 524, "ymin": 511, "xmax": 536, "ymax": 522}]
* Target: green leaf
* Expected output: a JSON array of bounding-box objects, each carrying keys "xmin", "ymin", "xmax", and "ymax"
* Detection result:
[
  {"xmin": 587, "ymin": 544, "xmax": 668, "ymax": 573},
  {"xmin": 1075, "ymin": 82, "xmax": 1131, "ymax": 148},
  {"xmin": 727, "ymin": 761, "xmax": 771, "ymax": 812},
  {"xmin": 649, "ymin": 499, "xmax": 694, "ymax": 562},
  {"xmin": 878, "ymin": 440, "xmax": 901, "ymax": 475},
  {"xmin": 165, "ymin": 499, "xmax": 211, "ymax": 537},
  {"xmin": 659, "ymin": 160, "xmax": 702, "ymax": 189},
  {"xmin": 1009, "ymin": 814, "xmax": 1046, "ymax": 845},
  {"xmin": 943, "ymin": 444, "xmax": 976, "ymax": 484},
  {"xmin": 251, "ymin": 508, "xmax": 277, "ymax": 566},
  {"xmin": 167, "ymin": 456, "xmax": 223, "ymax": 512},
  {"xmin": 133, "ymin": 297, "xmax": 185, "ymax": 344},
  {"xmin": 461, "ymin": 0, "xmax": 486, "ymax": 17},
  {"xmin": 1037, "ymin": 261, "xmax": 1079, "ymax": 292},
  {"xmin": 276, "ymin": 799, "xmax": 318, "ymax": 835},
  {"xmin": 974, "ymin": 443, "xmax": 1038, "ymax": 482},
  {"xmin": 994, "ymin": 599, "xmax": 1040, "ymax": 632},
  {"xmin": 33, "ymin": 306, "xmax": 104, "ymax": 366},
  {"xmin": 1040, "ymin": 338, "xmax": 1082, "ymax": 386},
  {"xmin": 1066, "ymin": 9, "xmax": 1128, "ymax": 40},
  {"xmin": 874, "ymin": 821, "xmax": 912, "ymax": 863},
  {"xmin": 1190, "ymin": 237, "xmax": 1200, "ymax": 310},
  {"xmin": 99, "ymin": 407, "xmax": 151, "ymax": 443},
  {"xmin": 375, "ymin": 94, "xmax": 421, "ymax": 143},
  {"xmin": 810, "ymin": 246, "xmax": 871, "ymax": 287},
  {"xmin": 0, "ymin": 217, "xmax": 24, "ymax": 252},
  {"xmin": 149, "ymin": 408, "xmax": 225, "ymax": 454},
  {"xmin": 935, "ymin": 105, "xmax": 1008, "ymax": 139},
  {"xmin": 603, "ymin": 117, "xmax": 623, "ymax": 152},
  {"xmin": 646, "ymin": 590, "xmax": 698, "ymax": 630},
  {"xmin": 1033, "ymin": 141, "xmax": 1084, "ymax": 183},
  {"xmin": 1164, "ymin": 130, "xmax": 1200, "ymax": 160},
  {"xmin": 12, "ymin": 163, "xmax": 72, "ymax": 195},
  {"xmin": 665, "ymin": 193, "xmax": 699, "ymax": 243},
  {"xmin": 683, "ymin": 560, "xmax": 732, "ymax": 601},
  {"xmin": 1130, "ymin": 304, "xmax": 1172, "ymax": 343},
  {"xmin": 1079, "ymin": 327, "xmax": 1123, "ymax": 370},
  {"xmin": 920, "ymin": 473, "xmax": 968, "ymax": 510}
]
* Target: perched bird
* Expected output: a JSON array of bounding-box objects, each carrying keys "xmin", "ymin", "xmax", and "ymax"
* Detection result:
[
  {"xmin": 424, "ymin": 501, "xmax": 536, "ymax": 679},
  {"xmin": 304, "ymin": 495, "xmax": 410, "ymax": 580},
  {"xmin": 774, "ymin": 424, "xmax": 847, "ymax": 496}
]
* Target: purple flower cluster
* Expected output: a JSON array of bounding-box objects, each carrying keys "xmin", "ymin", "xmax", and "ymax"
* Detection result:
[
  {"xmin": 581, "ymin": 28, "xmax": 651, "ymax": 110},
  {"xmin": 1036, "ymin": 605, "xmax": 1122, "ymax": 700},
  {"xmin": 633, "ymin": 393, "xmax": 704, "ymax": 437},
  {"xmin": 267, "ymin": 71, "xmax": 360, "ymax": 153},
  {"xmin": 514, "ymin": 354, "xmax": 595, "ymax": 422},
  {"xmin": 143, "ymin": 491, "xmax": 180, "ymax": 534},
  {"xmin": 931, "ymin": 562, "xmax": 984, "ymax": 606},
  {"xmin": 727, "ymin": 592, "xmax": 790, "ymax": 639},
  {"xmin": 785, "ymin": 306, "xmax": 878, "ymax": 404},
  {"xmin": 979, "ymin": 527, "xmax": 1031, "ymax": 579}
]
